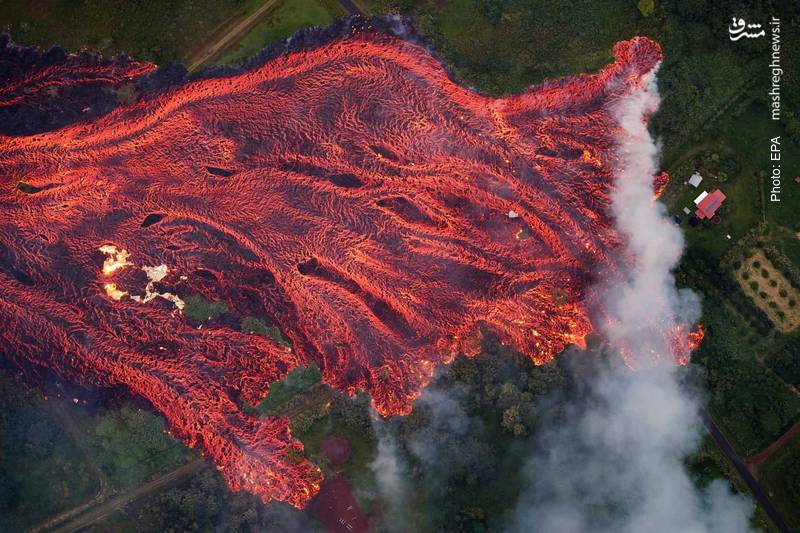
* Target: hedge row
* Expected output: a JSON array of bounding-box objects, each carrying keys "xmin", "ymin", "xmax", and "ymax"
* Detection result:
[{"xmin": 763, "ymin": 246, "xmax": 800, "ymax": 291}]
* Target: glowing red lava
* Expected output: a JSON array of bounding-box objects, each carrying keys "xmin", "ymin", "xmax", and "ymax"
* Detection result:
[{"xmin": 0, "ymin": 20, "xmax": 664, "ymax": 507}]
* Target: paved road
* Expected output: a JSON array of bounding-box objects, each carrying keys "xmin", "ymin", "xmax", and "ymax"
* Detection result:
[
  {"xmin": 700, "ymin": 408, "xmax": 792, "ymax": 533},
  {"xmin": 49, "ymin": 460, "xmax": 206, "ymax": 533}
]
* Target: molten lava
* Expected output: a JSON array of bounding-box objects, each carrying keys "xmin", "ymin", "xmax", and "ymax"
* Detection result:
[{"xmin": 0, "ymin": 20, "xmax": 666, "ymax": 507}]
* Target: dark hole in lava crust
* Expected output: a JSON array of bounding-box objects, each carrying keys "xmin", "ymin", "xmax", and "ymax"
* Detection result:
[
  {"xmin": 17, "ymin": 182, "xmax": 53, "ymax": 194},
  {"xmin": 204, "ymin": 166, "xmax": 235, "ymax": 177},
  {"xmin": 141, "ymin": 213, "xmax": 166, "ymax": 227},
  {"xmin": 328, "ymin": 173, "xmax": 362, "ymax": 188}
]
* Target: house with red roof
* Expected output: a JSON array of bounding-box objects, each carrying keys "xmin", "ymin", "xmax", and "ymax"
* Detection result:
[{"xmin": 694, "ymin": 189, "xmax": 726, "ymax": 220}]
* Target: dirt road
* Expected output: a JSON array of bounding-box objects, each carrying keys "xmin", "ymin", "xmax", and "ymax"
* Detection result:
[
  {"xmin": 746, "ymin": 418, "xmax": 800, "ymax": 466},
  {"xmin": 30, "ymin": 403, "xmax": 113, "ymax": 533},
  {"xmin": 336, "ymin": 0, "xmax": 364, "ymax": 16},
  {"xmin": 49, "ymin": 460, "xmax": 206, "ymax": 533},
  {"xmin": 186, "ymin": 0, "xmax": 282, "ymax": 71}
]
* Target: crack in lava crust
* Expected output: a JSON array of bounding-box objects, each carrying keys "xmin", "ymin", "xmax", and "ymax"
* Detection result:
[{"xmin": 0, "ymin": 22, "xmax": 662, "ymax": 507}]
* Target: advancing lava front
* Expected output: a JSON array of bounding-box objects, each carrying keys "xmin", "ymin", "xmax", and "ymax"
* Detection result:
[{"xmin": 0, "ymin": 20, "xmax": 662, "ymax": 507}]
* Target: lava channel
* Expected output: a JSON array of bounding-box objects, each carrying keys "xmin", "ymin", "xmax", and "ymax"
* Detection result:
[{"xmin": 0, "ymin": 18, "xmax": 664, "ymax": 507}]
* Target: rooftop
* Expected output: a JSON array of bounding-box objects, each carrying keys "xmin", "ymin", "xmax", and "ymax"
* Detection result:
[{"xmin": 695, "ymin": 189, "xmax": 726, "ymax": 220}]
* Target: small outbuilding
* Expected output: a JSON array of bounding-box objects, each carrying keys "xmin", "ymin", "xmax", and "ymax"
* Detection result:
[
  {"xmin": 688, "ymin": 172, "xmax": 703, "ymax": 188},
  {"xmin": 694, "ymin": 190, "xmax": 708, "ymax": 205}
]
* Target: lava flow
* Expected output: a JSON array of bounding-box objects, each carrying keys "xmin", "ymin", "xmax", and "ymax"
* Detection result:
[{"xmin": 0, "ymin": 19, "xmax": 665, "ymax": 507}]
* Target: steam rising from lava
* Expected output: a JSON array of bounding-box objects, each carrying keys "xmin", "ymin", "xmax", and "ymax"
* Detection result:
[
  {"xmin": 0, "ymin": 18, "xmax": 685, "ymax": 507},
  {"xmin": 507, "ymin": 66, "xmax": 754, "ymax": 532}
]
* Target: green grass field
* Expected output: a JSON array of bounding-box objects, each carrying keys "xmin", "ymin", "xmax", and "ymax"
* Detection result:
[
  {"xmin": 672, "ymin": 160, "xmax": 761, "ymax": 261},
  {"xmin": 759, "ymin": 434, "xmax": 800, "ymax": 531},
  {"xmin": 216, "ymin": 0, "xmax": 336, "ymax": 65},
  {"xmin": 0, "ymin": 0, "xmax": 266, "ymax": 63},
  {"xmin": 392, "ymin": 0, "xmax": 660, "ymax": 95}
]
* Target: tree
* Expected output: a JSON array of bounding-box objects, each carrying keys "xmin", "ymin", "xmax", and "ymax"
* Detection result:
[
  {"xmin": 501, "ymin": 406, "xmax": 527, "ymax": 436},
  {"xmin": 638, "ymin": 0, "xmax": 655, "ymax": 17}
]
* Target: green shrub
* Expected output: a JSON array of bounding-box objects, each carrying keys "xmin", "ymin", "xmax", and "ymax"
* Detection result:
[
  {"xmin": 760, "ymin": 291, "xmax": 767, "ymax": 299},
  {"xmin": 290, "ymin": 404, "xmax": 327, "ymax": 435},
  {"xmin": 251, "ymin": 364, "xmax": 322, "ymax": 416},
  {"xmin": 761, "ymin": 269, "xmax": 769, "ymax": 278},
  {"xmin": 90, "ymin": 405, "xmax": 187, "ymax": 489},
  {"xmin": 241, "ymin": 316, "xmax": 291, "ymax": 348},
  {"xmin": 770, "ymin": 279, "xmax": 778, "ymax": 287},
  {"xmin": 742, "ymin": 271, "xmax": 750, "ymax": 280},
  {"xmin": 637, "ymin": 0, "xmax": 655, "ymax": 16},
  {"xmin": 183, "ymin": 294, "xmax": 228, "ymax": 322},
  {"xmin": 732, "ymin": 259, "xmax": 742, "ymax": 270},
  {"xmin": 750, "ymin": 281, "xmax": 758, "ymax": 290},
  {"xmin": 753, "ymin": 260, "xmax": 761, "ymax": 268},
  {"xmin": 780, "ymin": 289, "xmax": 788, "ymax": 297}
]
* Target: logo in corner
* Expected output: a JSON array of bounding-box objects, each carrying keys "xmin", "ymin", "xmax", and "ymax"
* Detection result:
[{"xmin": 728, "ymin": 17, "xmax": 765, "ymax": 40}]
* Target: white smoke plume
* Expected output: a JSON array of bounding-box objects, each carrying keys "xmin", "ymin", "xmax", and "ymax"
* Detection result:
[
  {"xmin": 370, "ymin": 414, "xmax": 409, "ymax": 519},
  {"xmin": 506, "ymin": 67, "xmax": 755, "ymax": 532},
  {"xmin": 369, "ymin": 386, "xmax": 483, "ymax": 532}
]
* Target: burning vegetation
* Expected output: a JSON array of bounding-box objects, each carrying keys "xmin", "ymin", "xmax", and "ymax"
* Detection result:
[{"xmin": 0, "ymin": 19, "xmax": 669, "ymax": 507}]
